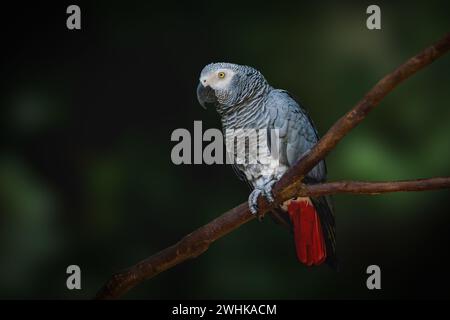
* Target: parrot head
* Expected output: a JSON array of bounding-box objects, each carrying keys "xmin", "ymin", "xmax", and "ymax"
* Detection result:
[{"xmin": 197, "ymin": 62, "xmax": 268, "ymax": 110}]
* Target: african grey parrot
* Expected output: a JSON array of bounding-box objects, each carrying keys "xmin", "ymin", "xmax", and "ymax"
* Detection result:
[{"xmin": 197, "ymin": 62, "xmax": 336, "ymax": 267}]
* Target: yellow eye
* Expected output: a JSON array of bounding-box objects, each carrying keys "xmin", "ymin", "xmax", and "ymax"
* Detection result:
[{"xmin": 218, "ymin": 72, "xmax": 225, "ymax": 79}]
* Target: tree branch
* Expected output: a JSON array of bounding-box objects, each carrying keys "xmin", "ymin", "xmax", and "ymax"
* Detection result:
[
  {"xmin": 302, "ymin": 177, "xmax": 450, "ymax": 197},
  {"xmin": 95, "ymin": 33, "xmax": 450, "ymax": 299}
]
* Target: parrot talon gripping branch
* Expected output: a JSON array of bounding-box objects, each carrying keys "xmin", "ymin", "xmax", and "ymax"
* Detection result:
[{"xmin": 96, "ymin": 33, "xmax": 450, "ymax": 299}]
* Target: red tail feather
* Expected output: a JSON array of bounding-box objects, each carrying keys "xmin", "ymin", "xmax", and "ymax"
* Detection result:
[{"xmin": 287, "ymin": 199, "xmax": 327, "ymax": 266}]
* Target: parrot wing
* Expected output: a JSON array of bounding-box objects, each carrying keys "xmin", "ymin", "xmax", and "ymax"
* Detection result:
[
  {"xmin": 266, "ymin": 89, "xmax": 326, "ymax": 182},
  {"xmin": 266, "ymin": 89, "xmax": 337, "ymax": 268}
]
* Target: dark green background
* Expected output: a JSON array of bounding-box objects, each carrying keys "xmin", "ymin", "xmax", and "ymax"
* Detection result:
[{"xmin": 1, "ymin": 1, "xmax": 449, "ymax": 299}]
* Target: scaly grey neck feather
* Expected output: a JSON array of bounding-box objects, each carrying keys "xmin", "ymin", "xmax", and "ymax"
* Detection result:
[{"xmin": 219, "ymin": 85, "xmax": 272, "ymax": 131}]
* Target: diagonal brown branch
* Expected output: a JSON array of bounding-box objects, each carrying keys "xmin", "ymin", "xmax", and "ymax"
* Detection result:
[
  {"xmin": 95, "ymin": 33, "xmax": 450, "ymax": 299},
  {"xmin": 272, "ymin": 32, "xmax": 450, "ymax": 196}
]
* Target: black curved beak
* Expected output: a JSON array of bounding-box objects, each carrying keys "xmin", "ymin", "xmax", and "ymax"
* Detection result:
[{"xmin": 196, "ymin": 82, "xmax": 217, "ymax": 109}]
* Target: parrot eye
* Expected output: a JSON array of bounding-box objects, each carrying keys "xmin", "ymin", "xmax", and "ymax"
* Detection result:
[{"xmin": 218, "ymin": 72, "xmax": 226, "ymax": 79}]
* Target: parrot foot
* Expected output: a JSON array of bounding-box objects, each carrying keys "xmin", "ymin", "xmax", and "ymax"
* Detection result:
[
  {"xmin": 248, "ymin": 180, "xmax": 278, "ymax": 220},
  {"xmin": 248, "ymin": 189, "xmax": 262, "ymax": 216},
  {"xmin": 262, "ymin": 180, "xmax": 277, "ymax": 203}
]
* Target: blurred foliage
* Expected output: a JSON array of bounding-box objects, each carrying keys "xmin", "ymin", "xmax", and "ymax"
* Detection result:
[{"xmin": 1, "ymin": 1, "xmax": 449, "ymax": 299}]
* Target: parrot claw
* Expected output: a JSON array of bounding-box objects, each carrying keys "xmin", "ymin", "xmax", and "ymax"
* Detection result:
[
  {"xmin": 262, "ymin": 180, "xmax": 277, "ymax": 203},
  {"xmin": 248, "ymin": 189, "xmax": 262, "ymax": 216},
  {"xmin": 248, "ymin": 180, "xmax": 277, "ymax": 220}
]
